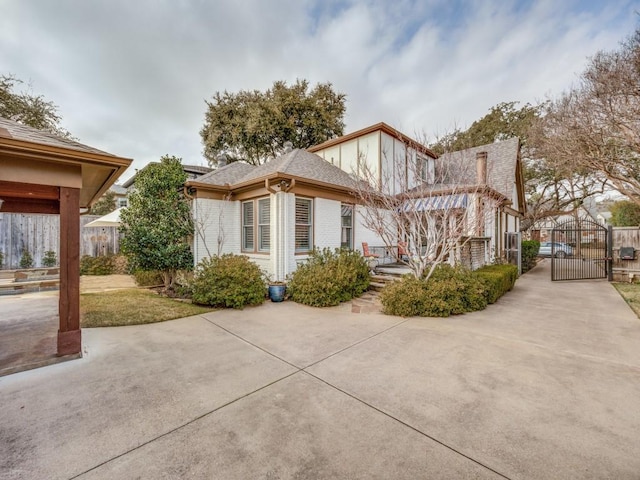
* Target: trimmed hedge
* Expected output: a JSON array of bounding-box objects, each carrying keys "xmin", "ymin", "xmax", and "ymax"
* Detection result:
[
  {"xmin": 380, "ymin": 263, "xmax": 517, "ymax": 317},
  {"xmin": 191, "ymin": 254, "xmax": 266, "ymax": 309},
  {"xmin": 133, "ymin": 270, "xmax": 165, "ymax": 287},
  {"xmin": 474, "ymin": 264, "xmax": 518, "ymax": 304},
  {"xmin": 80, "ymin": 255, "xmax": 114, "ymax": 275},
  {"xmin": 288, "ymin": 248, "xmax": 370, "ymax": 307},
  {"xmin": 381, "ymin": 265, "xmax": 487, "ymax": 317},
  {"xmin": 521, "ymin": 240, "xmax": 540, "ymax": 273}
]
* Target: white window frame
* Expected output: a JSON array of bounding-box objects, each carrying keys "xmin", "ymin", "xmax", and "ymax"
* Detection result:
[
  {"xmin": 295, "ymin": 197, "xmax": 313, "ymax": 253},
  {"xmin": 341, "ymin": 204, "xmax": 353, "ymax": 249},
  {"xmin": 242, "ymin": 201, "xmax": 254, "ymax": 252},
  {"xmin": 258, "ymin": 198, "xmax": 270, "ymax": 252}
]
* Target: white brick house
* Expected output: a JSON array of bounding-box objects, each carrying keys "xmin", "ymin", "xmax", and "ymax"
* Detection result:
[
  {"xmin": 187, "ymin": 124, "xmax": 526, "ymax": 278},
  {"xmin": 186, "ymin": 149, "xmax": 384, "ymax": 280}
]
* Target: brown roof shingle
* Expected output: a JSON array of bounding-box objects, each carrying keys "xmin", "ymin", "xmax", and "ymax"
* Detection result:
[
  {"xmin": 238, "ymin": 149, "xmax": 358, "ymax": 189},
  {"xmin": 194, "ymin": 149, "xmax": 358, "ymax": 191},
  {"xmin": 437, "ymin": 137, "xmax": 520, "ymax": 201},
  {"xmin": 0, "ymin": 116, "xmax": 116, "ymax": 156},
  {"xmin": 196, "ymin": 161, "xmax": 256, "ymax": 186}
]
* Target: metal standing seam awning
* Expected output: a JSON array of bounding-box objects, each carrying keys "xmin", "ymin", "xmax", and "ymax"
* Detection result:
[{"xmin": 401, "ymin": 193, "xmax": 468, "ymax": 212}]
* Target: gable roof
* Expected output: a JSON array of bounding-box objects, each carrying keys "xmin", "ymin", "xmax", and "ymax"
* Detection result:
[
  {"xmin": 438, "ymin": 137, "xmax": 521, "ymax": 201},
  {"xmin": 191, "ymin": 149, "xmax": 359, "ymax": 192}
]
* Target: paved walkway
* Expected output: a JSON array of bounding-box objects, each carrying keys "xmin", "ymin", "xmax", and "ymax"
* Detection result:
[{"xmin": 1, "ymin": 260, "xmax": 640, "ymax": 479}]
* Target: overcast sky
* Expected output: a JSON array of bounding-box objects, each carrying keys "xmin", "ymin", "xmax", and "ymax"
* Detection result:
[{"xmin": 1, "ymin": 0, "xmax": 637, "ymax": 183}]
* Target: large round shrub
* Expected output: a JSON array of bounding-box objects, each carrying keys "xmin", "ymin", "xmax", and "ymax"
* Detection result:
[
  {"xmin": 288, "ymin": 248, "xmax": 370, "ymax": 307},
  {"xmin": 381, "ymin": 264, "xmax": 487, "ymax": 317},
  {"xmin": 191, "ymin": 254, "xmax": 266, "ymax": 309}
]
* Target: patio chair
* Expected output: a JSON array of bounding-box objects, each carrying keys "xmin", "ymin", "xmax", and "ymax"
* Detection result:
[
  {"xmin": 361, "ymin": 242, "xmax": 380, "ymax": 259},
  {"xmin": 398, "ymin": 242, "xmax": 409, "ymax": 261}
]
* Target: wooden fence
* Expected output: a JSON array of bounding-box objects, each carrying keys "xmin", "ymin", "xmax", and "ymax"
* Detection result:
[
  {"xmin": 0, "ymin": 213, "xmax": 120, "ymax": 270},
  {"xmin": 612, "ymin": 227, "xmax": 640, "ymax": 281}
]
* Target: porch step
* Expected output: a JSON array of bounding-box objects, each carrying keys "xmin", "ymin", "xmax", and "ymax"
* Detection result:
[
  {"xmin": 369, "ymin": 274, "xmax": 401, "ymax": 292},
  {"xmin": 351, "ymin": 290, "xmax": 382, "ymax": 314}
]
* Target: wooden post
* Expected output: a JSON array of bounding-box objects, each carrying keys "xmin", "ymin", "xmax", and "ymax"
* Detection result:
[{"xmin": 58, "ymin": 187, "xmax": 81, "ymax": 356}]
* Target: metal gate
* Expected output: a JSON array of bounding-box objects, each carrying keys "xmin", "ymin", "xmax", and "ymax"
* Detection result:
[{"xmin": 551, "ymin": 219, "xmax": 612, "ymax": 281}]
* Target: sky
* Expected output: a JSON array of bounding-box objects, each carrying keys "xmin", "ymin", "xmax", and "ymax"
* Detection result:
[{"xmin": 1, "ymin": 0, "xmax": 638, "ymax": 183}]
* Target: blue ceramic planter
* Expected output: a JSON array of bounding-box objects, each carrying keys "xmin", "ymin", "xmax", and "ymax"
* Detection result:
[{"xmin": 268, "ymin": 284, "xmax": 286, "ymax": 302}]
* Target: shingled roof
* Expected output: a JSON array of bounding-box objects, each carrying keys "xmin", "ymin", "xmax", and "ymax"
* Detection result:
[
  {"xmin": 196, "ymin": 161, "xmax": 256, "ymax": 186},
  {"xmin": 0, "ymin": 116, "xmax": 115, "ymax": 156},
  {"xmin": 193, "ymin": 149, "xmax": 358, "ymax": 190},
  {"xmin": 437, "ymin": 137, "xmax": 520, "ymax": 201}
]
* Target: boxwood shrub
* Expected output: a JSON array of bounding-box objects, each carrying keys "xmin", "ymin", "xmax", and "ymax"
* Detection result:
[
  {"xmin": 288, "ymin": 248, "xmax": 370, "ymax": 307},
  {"xmin": 474, "ymin": 264, "xmax": 518, "ymax": 304},
  {"xmin": 133, "ymin": 269, "xmax": 165, "ymax": 287},
  {"xmin": 191, "ymin": 254, "xmax": 266, "ymax": 309},
  {"xmin": 381, "ymin": 263, "xmax": 517, "ymax": 317},
  {"xmin": 521, "ymin": 240, "xmax": 540, "ymax": 273},
  {"xmin": 80, "ymin": 255, "xmax": 114, "ymax": 275}
]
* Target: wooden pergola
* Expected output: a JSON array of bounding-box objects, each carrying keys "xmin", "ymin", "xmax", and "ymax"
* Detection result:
[{"xmin": 0, "ymin": 117, "xmax": 131, "ymax": 356}]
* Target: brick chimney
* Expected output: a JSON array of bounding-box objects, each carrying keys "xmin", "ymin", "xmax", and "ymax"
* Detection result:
[{"xmin": 476, "ymin": 151, "xmax": 488, "ymax": 185}]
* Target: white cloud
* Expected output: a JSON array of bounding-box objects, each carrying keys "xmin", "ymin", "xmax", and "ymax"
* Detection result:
[{"xmin": 0, "ymin": 0, "xmax": 636, "ymax": 180}]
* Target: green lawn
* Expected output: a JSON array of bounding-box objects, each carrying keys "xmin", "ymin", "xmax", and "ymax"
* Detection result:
[
  {"xmin": 81, "ymin": 288, "xmax": 214, "ymax": 327},
  {"xmin": 613, "ymin": 283, "xmax": 640, "ymax": 319}
]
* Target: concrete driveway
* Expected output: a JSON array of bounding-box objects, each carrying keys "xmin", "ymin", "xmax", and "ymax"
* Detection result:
[{"xmin": 1, "ymin": 260, "xmax": 639, "ymax": 479}]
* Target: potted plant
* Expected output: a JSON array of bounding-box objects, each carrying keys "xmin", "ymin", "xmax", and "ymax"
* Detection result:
[{"xmin": 268, "ymin": 279, "xmax": 286, "ymax": 302}]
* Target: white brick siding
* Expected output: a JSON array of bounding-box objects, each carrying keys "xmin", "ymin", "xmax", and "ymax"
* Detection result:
[
  {"xmin": 313, "ymin": 197, "xmax": 341, "ymax": 250},
  {"xmin": 354, "ymin": 205, "xmax": 387, "ymax": 254},
  {"xmin": 192, "ymin": 198, "xmax": 240, "ymax": 265}
]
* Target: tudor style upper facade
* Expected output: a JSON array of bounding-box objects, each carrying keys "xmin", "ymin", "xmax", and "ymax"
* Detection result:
[{"xmin": 308, "ymin": 122, "xmax": 438, "ymax": 195}]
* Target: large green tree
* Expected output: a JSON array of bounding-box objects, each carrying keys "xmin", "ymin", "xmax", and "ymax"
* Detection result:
[
  {"xmin": 0, "ymin": 74, "xmax": 73, "ymax": 138},
  {"xmin": 430, "ymin": 101, "xmax": 543, "ymax": 154},
  {"xmin": 120, "ymin": 156, "xmax": 194, "ymax": 290},
  {"xmin": 200, "ymin": 79, "xmax": 346, "ymax": 166},
  {"xmin": 610, "ymin": 200, "xmax": 640, "ymax": 226},
  {"xmin": 89, "ymin": 190, "xmax": 117, "ymax": 216}
]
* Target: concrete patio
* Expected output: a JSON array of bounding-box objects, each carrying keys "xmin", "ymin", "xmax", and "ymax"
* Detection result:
[
  {"xmin": 0, "ymin": 275, "xmax": 137, "ymax": 376},
  {"xmin": 1, "ymin": 260, "xmax": 639, "ymax": 479}
]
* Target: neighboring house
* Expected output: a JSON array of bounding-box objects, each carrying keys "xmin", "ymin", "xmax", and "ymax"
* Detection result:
[
  {"xmin": 188, "ymin": 123, "xmax": 526, "ymax": 278},
  {"xmin": 596, "ymin": 211, "xmax": 612, "ymax": 226},
  {"xmin": 109, "ymin": 184, "xmax": 128, "ymax": 208},
  {"xmin": 122, "ymin": 163, "xmax": 212, "ymax": 191},
  {"xmin": 532, "ymin": 206, "xmax": 598, "ymax": 242}
]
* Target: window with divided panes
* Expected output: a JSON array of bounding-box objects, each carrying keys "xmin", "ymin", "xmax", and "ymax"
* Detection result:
[
  {"xmin": 295, "ymin": 198, "xmax": 312, "ymax": 252},
  {"xmin": 341, "ymin": 204, "xmax": 353, "ymax": 249},
  {"xmin": 242, "ymin": 198, "xmax": 270, "ymax": 252}
]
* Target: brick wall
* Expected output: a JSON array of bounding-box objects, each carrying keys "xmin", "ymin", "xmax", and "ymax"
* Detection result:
[{"xmin": 192, "ymin": 198, "xmax": 240, "ymax": 265}]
